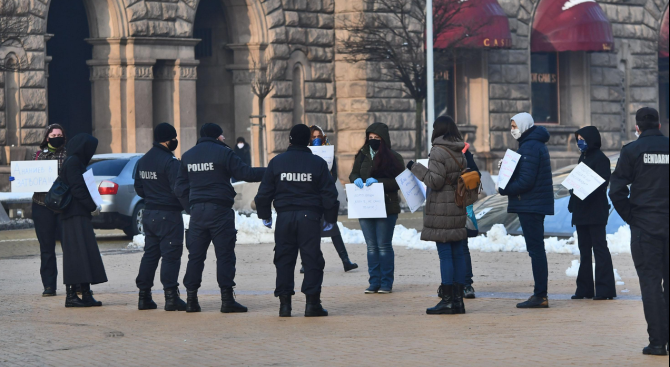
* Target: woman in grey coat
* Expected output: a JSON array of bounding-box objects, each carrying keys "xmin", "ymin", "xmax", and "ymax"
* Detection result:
[{"xmin": 407, "ymin": 116, "xmax": 468, "ymax": 315}]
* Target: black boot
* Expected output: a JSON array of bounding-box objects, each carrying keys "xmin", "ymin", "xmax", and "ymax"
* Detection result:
[
  {"xmin": 164, "ymin": 288, "xmax": 187, "ymax": 311},
  {"xmin": 426, "ymin": 285, "xmax": 456, "ymax": 315},
  {"xmin": 305, "ymin": 294, "xmax": 328, "ymax": 317},
  {"xmin": 42, "ymin": 287, "xmax": 57, "ymax": 297},
  {"xmin": 65, "ymin": 284, "xmax": 89, "ymax": 308},
  {"xmin": 80, "ymin": 283, "xmax": 102, "ymax": 307},
  {"xmin": 464, "ymin": 285, "xmax": 476, "ymax": 299},
  {"xmin": 220, "ymin": 288, "xmax": 248, "ymax": 313},
  {"xmin": 453, "ymin": 284, "xmax": 466, "ymax": 314},
  {"xmin": 516, "ymin": 296, "xmax": 549, "ymax": 309},
  {"xmin": 186, "ymin": 289, "xmax": 201, "ymax": 313},
  {"xmin": 642, "ymin": 345, "xmax": 668, "ymax": 356},
  {"xmin": 138, "ymin": 289, "xmax": 157, "ymax": 310},
  {"xmin": 332, "ymin": 235, "xmax": 358, "ymax": 272},
  {"xmin": 279, "ymin": 295, "xmax": 292, "ymax": 317}
]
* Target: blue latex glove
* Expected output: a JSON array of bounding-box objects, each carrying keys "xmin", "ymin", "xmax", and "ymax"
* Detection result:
[
  {"xmin": 365, "ymin": 178, "xmax": 378, "ymax": 187},
  {"xmin": 9, "ymin": 176, "xmax": 15, "ymax": 182},
  {"xmin": 262, "ymin": 218, "xmax": 272, "ymax": 229},
  {"xmin": 354, "ymin": 178, "xmax": 364, "ymax": 189},
  {"xmin": 323, "ymin": 222, "xmax": 335, "ymax": 232}
]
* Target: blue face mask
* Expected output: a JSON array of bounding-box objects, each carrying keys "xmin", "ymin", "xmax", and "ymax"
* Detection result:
[
  {"xmin": 577, "ymin": 139, "xmax": 588, "ymax": 152},
  {"xmin": 312, "ymin": 138, "xmax": 322, "ymax": 146}
]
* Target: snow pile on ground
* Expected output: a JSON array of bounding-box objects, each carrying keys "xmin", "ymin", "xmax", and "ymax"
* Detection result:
[
  {"xmin": 129, "ymin": 211, "xmax": 632, "ymax": 257},
  {"xmin": 565, "ymin": 259, "xmax": 624, "ymax": 285},
  {"xmin": 467, "ymin": 224, "xmax": 579, "ymax": 255}
]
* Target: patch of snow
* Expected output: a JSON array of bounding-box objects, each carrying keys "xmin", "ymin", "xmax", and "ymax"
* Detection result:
[
  {"xmin": 565, "ymin": 259, "xmax": 625, "ymax": 285},
  {"xmin": 0, "ymin": 192, "xmax": 33, "ymax": 202}
]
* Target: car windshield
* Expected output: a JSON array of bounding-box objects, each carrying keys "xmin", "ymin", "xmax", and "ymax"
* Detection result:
[{"xmin": 87, "ymin": 159, "xmax": 129, "ymax": 177}]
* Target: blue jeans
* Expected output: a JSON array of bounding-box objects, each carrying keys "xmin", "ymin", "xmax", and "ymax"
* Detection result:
[
  {"xmin": 437, "ymin": 240, "xmax": 467, "ymax": 285},
  {"xmin": 517, "ymin": 213, "xmax": 548, "ymax": 298},
  {"xmin": 359, "ymin": 215, "xmax": 398, "ymax": 289}
]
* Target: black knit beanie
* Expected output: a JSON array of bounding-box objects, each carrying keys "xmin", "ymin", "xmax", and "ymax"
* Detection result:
[
  {"xmin": 154, "ymin": 123, "xmax": 177, "ymax": 142},
  {"xmin": 201, "ymin": 123, "xmax": 224, "ymax": 139},
  {"xmin": 289, "ymin": 124, "xmax": 311, "ymax": 147}
]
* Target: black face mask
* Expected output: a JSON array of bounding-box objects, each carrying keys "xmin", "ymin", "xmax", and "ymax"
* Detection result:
[
  {"xmin": 368, "ymin": 139, "xmax": 381, "ymax": 151},
  {"xmin": 48, "ymin": 137, "xmax": 65, "ymax": 149},
  {"xmin": 167, "ymin": 139, "xmax": 179, "ymax": 152}
]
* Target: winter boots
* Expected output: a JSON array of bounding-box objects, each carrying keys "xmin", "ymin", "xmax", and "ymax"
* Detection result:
[
  {"xmin": 427, "ymin": 284, "xmax": 466, "ymax": 315},
  {"xmin": 164, "ymin": 288, "xmax": 187, "ymax": 311},
  {"xmin": 80, "ymin": 284, "xmax": 102, "ymax": 307},
  {"xmin": 464, "ymin": 285, "xmax": 476, "ymax": 299},
  {"xmin": 304, "ymin": 294, "xmax": 328, "ymax": 317},
  {"xmin": 42, "ymin": 287, "xmax": 57, "ymax": 297},
  {"xmin": 65, "ymin": 284, "xmax": 88, "ymax": 308},
  {"xmin": 279, "ymin": 295, "xmax": 292, "ymax": 317},
  {"xmin": 220, "ymin": 288, "xmax": 248, "ymax": 313},
  {"xmin": 138, "ymin": 289, "xmax": 158, "ymax": 310},
  {"xmin": 185, "ymin": 289, "xmax": 201, "ymax": 313}
]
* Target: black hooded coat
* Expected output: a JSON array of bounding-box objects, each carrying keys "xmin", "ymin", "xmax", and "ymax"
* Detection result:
[
  {"xmin": 60, "ymin": 134, "xmax": 99, "ymax": 220},
  {"xmin": 568, "ymin": 126, "xmax": 612, "ymax": 226}
]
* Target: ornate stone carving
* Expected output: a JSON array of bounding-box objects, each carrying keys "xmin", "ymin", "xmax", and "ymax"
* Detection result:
[
  {"xmin": 90, "ymin": 65, "xmax": 126, "ymax": 81},
  {"xmin": 127, "ymin": 65, "xmax": 154, "ymax": 79},
  {"xmin": 178, "ymin": 66, "xmax": 197, "ymax": 80}
]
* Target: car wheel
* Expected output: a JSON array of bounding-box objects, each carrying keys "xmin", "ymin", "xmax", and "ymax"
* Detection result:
[{"xmin": 123, "ymin": 202, "xmax": 145, "ymax": 238}]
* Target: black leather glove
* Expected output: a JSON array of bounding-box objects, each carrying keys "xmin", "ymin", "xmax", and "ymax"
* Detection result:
[{"xmin": 406, "ymin": 160, "xmax": 415, "ymax": 170}]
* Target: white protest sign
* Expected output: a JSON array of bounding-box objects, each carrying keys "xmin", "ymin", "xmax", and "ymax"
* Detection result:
[
  {"xmin": 83, "ymin": 169, "xmax": 103, "ymax": 206},
  {"xmin": 309, "ymin": 146, "xmax": 335, "ymax": 170},
  {"xmin": 345, "ymin": 183, "xmax": 387, "ymax": 219},
  {"xmin": 395, "ymin": 169, "xmax": 426, "ymax": 213},
  {"xmin": 497, "ymin": 149, "xmax": 522, "ymax": 190},
  {"xmin": 561, "ymin": 162, "xmax": 606, "ymax": 200},
  {"xmin": 417, "ymin": 159, "xmax": 429, "ymax": 167},
  {"xmin": 10, "ymin": 160, "xmax": 59, "ymax": 193}
]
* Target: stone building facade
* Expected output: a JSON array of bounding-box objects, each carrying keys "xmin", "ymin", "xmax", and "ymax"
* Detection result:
[{"xmin": 1, "ymin": 0, "xmax": 668, "ymax": 182}]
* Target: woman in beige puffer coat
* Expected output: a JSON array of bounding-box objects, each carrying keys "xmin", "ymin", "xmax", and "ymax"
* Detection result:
[{"xmin": 407, "ymin": 116, "xmax": 468, "ymax": 315}]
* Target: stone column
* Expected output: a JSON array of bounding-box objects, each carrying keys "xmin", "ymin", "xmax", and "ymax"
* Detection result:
[
  {"xmin": 89, "ymin": 63, "xmax": 125, "ymax": 154},
  {"xmin": 126, "ymin": 63, "xmax": 155, "ymax": 153}
]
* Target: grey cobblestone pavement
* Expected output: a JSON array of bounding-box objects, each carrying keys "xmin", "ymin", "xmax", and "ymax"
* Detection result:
[{"xmin": 0, "ymin": 231, "xmax": 667, "ymax": 367}]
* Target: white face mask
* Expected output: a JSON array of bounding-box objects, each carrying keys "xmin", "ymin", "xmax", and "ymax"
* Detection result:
[
  {"xmin": 511, "ymin": 129, "xmax": 522, "ymax": 140},
  {"xmin": 237, "ymin": 143, "xmax": 244, "ymax": 149}
]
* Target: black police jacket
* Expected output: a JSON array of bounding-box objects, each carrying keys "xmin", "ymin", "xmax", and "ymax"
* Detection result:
[
  {"xmin": 610, "ymin": 129, "xmax": 669, "ymax": 238},
  {"xmin": 254, "ymin": 145, "xmax": 340, "ymax": 223},
  {"xmin": 175, "ymin": 138, "xmax": 265, "ymax": 208},
  {"xmin": 134, "ymin": 142, "xmax": 187, "ymax": 212}
]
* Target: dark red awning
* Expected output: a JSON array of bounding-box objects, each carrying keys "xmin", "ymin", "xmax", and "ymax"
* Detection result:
[
  {"xmin": 434, "ymin": 0, "xmax": 512, "ymax": 49},
  {"xmin": 531, "ymin": 0, "xmax": 614, "ymax": 53},
  {"xmin": 660, "ymin": 10, "xmax": 669, "ymax": 58}
]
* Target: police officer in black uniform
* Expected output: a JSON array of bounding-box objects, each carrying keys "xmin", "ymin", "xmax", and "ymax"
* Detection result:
[
  {"xmin": 134, "ymin": 123, "xmax": 189, "ymax": 311},
  {"xmin": 175, "ymin": 123, "xmax": 265, "ymax": 313},
  {"xmin": 610, "ymin": 107, "xmax": 669, "ymax": 356},
  {"xmin": 254, "ymin": 124, "xmax": 340, "ymax": 317}
]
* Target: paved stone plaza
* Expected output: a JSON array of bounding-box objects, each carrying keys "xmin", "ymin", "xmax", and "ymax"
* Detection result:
[{"xmin": 0, "ymin": 229, "xmax": 668, "ymax": 366}]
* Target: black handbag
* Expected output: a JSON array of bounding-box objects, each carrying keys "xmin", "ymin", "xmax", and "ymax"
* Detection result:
[{"xmin": 45, "ymin": 159, "xmax": 72, "ymax": 213}]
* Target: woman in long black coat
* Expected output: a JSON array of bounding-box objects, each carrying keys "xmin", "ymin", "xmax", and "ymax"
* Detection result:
[
  {"xmin": 568, "ymin": 126, "xmax": 616, "ymax": 300},
  {"xmin": 60, "ymin": 134, "xmax": 108, "ymax": 307}
]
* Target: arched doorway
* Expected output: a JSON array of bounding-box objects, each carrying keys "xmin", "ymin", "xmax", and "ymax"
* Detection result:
[
  {"xmin": 193, "ymin": 0, "xmax": 236, "ymax": 140},
  {"xmin": 46, "ymin": 0, "xmax": 93, "ymax": 137}
]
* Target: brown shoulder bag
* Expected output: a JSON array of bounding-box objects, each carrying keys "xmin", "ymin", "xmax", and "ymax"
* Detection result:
[{"xmin": 435, "ymin": 145, "xmax": 482, "ymax": 208}]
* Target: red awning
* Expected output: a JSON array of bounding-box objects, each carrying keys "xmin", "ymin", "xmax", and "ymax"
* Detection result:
[
  {"xmin": 434, "ymin": 0, "xmax": 512, "ymax": 49},
  {"xmin": 531, "ymin": 0, "xmax": 614, "ymax": 52},
  {"xmin": 660, "ymin": 10, "xmax": 669, "ymax": 58}
]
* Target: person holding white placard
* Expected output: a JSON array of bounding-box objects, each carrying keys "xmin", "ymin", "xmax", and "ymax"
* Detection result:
[
  {"xmin": 407, "ymin": 117, "xmax": 469, "ymax": 315},
  {"xmin": 59, "ymin": 134, "xmax": 107, "ymax": 308},
  {"xmin": 567, "ymin": 126, "xmax": 616, "ymax": 301},
  {"xmin": 30, "ymin": 124, "xmax": 67, "ymax": 297},
  {"xmin": 349, "ymin": 123, "xmax": 404, "ymax": 294},
  {"xmin": 498, "ymin": 113, "xmax": 554, "ymax": 309}
]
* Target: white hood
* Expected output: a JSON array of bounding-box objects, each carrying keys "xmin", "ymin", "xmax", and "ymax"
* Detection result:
[{"xmin": 511, "ymin": 112, "xmax": 535, "ymax": 135}]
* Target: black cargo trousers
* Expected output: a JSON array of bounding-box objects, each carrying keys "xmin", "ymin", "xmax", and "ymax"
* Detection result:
[
  {"xmin": 183, "ymin": 203, "xmax": 238, "ymax": 290},
  {"xmin": 136, "ymin": 210, "xmax": 185, "ymax": 290},
  {"xmin": 630, "ymin": 226, "xmax": 669, "ymax": 347},
  {"xmin": 274, "ymin": 210, "xmax": 325, "ymax": 297}
]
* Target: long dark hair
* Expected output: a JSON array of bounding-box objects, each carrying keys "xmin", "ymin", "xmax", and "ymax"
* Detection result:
[
  {"xmin": 364, "ymin": 137, "xmax": 403, "ymax": 179},
  {"xmin": 432, "ymin": 116, "xmax": 462, "ymax": 142},
  {"xmin": 39, "ymin": 124, "xmax": 67, "ymax": 150}
]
